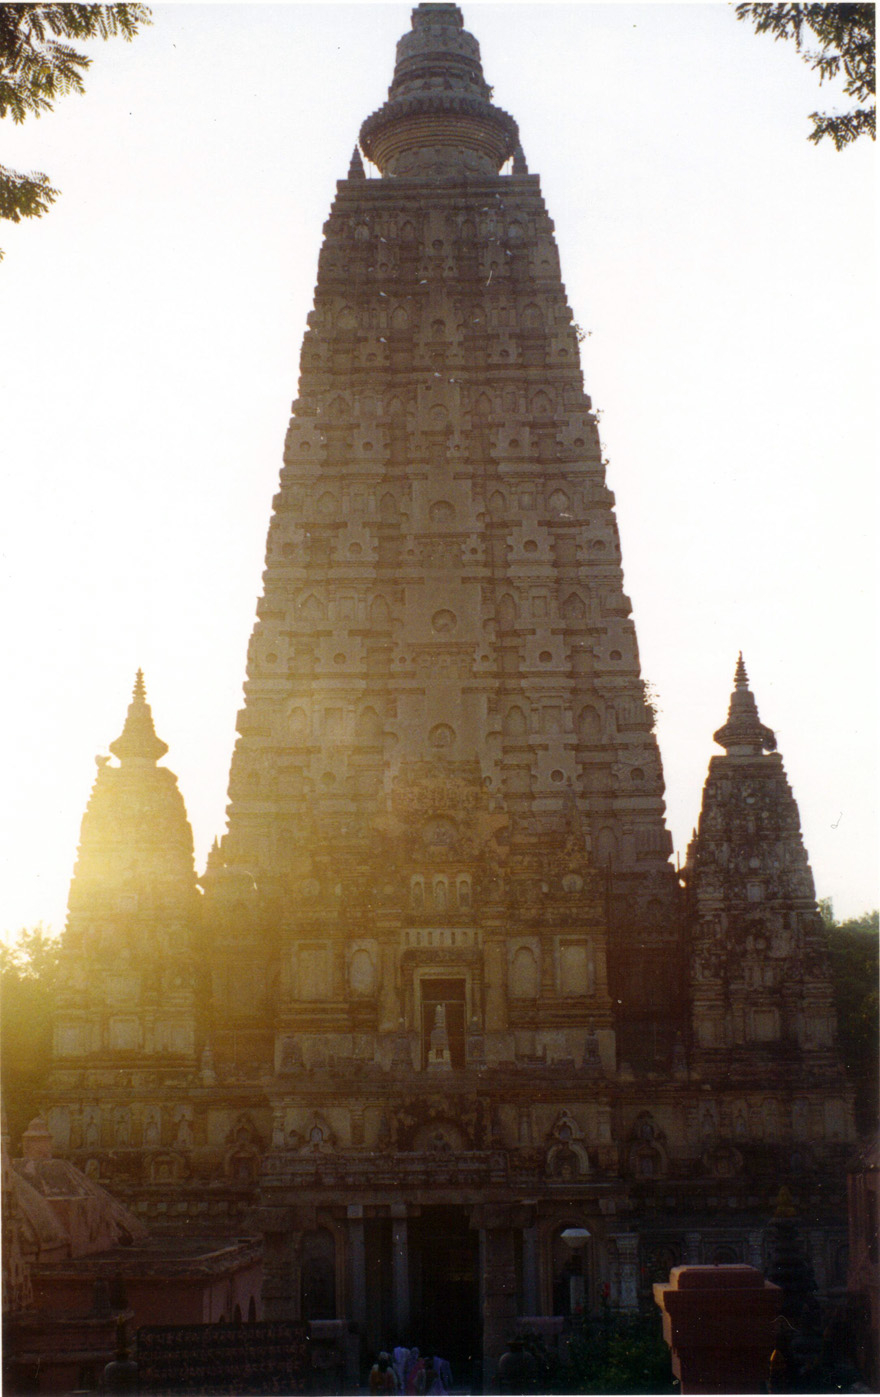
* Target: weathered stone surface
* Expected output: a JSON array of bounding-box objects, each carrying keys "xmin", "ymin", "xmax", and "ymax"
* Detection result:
[
  {"xmin": 54, "ymin": 671, "xmax": 199, "ymax": 1073},
  {"xmin": 684, "ymin": 658, "xmax": 850, "ymax": 1131}
]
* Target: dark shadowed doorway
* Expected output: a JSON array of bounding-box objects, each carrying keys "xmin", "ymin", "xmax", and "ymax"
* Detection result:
[{"xmin": 409, "ymin": 1206, "xmax": 480, "ymax": 1376}]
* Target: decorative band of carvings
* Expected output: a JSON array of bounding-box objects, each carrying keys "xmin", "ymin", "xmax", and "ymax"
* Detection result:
[{"xmin": 360, "ymin": 95, "xmax": 518, "ymax": 167}]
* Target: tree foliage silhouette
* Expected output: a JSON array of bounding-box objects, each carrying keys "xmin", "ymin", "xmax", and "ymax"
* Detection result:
[
  {"xmin": 0, "ymin": 926, "xmax": 61, "ymax": 1145},
  {"xmin": 736, "ymin": 4, "xmax": 875, "ymax": 148},
  {"xmin": 823, "ymin": 908, "xmax": 879, "ymax": 1133},
  {"xmin": 0, "ymin": 4, "xmax": 151, "ymax": 250}
]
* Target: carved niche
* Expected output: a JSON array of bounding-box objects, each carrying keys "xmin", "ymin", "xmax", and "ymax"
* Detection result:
[
  {"xmin": 546, "ymin": 1109, "xmax": 589, "ymax": 1179},
  {"xmin": 626, "ymin": 1113, "xmax": 668, "ymax": 1180}
]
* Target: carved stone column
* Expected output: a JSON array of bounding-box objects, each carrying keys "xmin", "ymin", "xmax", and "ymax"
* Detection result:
[
  {"xmin": 379, "ymin": 942, "xmax": 399, "ymax": 1032},
  {"xmin": 807, "ymin": 1229, "xmax": 827, "ymax": 1292},
  {"xmin": 483, "ymin": 943, "xmax": 507, "ymax": 1033},
  {"xmin": 255, "ymin": 1207, "xmax": 296, "ymax": 1321},
  {"xmin": 348, "ymin": 1204, "xmax": 367, "ymax": 1329},
  {"xmin": 391, "ymin": 1204, "xmax": 410, "ymax": 1338},
  {"xmin": 479, "ymin": 1215, "xmax": 518, "ymax": 1386},
  {"xmin": 611, "ymin": 1232, "xmax": 640, "ymax": 1312},
  {"xmin": 288, "ymin": 1230, "xmax": 303, "ymax": 1321},
  {"xmin": 522, "ymin": 1226, "xmax": 540, "ymax": 1316}
]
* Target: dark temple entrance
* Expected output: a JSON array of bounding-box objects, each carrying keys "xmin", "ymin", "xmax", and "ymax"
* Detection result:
[{"xmin": 409, "ymin": 1207, "xmax": 480, "ymax": 1376}]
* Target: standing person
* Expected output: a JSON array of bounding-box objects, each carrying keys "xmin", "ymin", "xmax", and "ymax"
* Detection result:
[
  {"xmin": 392, "ymin": 1345, "xmax": 410, "ymax": 1394},
  {"xmin": 370, "ymin": 1353, "xmax": 397, "ymax": 1395},
  {"xmin": 404, "ymin": 1346, "xmax": 425, "ymax": 1394},
  {"xmin": 423, "ymin": 1356, "xmax": 446, "ymax": 1394},
  {"xmin": 433, "ymin": 1354, "xmax": 453, "ymax": 1392}
]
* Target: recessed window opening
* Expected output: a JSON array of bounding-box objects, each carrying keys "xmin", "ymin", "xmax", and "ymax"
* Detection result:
[{"xmin": 420, "ymin": 978, "xmax": 467, "ymax": 1070}]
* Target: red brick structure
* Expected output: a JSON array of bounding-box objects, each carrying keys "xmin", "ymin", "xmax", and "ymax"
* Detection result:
[
  {"xmin": 654, "ymin": 1264, "xmax": 782, "ymax": 1394},
  {"xmin": 2, "ymin": 1119, "xmax": 261, "ymax": 1392}
]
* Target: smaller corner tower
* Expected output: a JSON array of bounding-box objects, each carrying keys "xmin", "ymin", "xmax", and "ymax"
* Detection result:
[
  {"xmin": 48, "ymin": 674, "xmax": 200, "ymax": 1159},
  {"xmin": 684, "ymin": 658, "xmax": 852, "ymax": 1153}
]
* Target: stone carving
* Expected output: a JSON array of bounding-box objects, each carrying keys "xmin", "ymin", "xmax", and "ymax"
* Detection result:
[
  {"xmin": 174, "ymin": 1106, "xmax": 194, "ymax": 1150},
  {"xmin": 113, "ymin": 1108, "xmax": 131, "ymax": 1147},
  {"xmin": 199, "ymin": 1044, "xmax": 217, "ymax": 1085},
  {"xmin": 626, "ymin": 1114, "xmax": 668, "ymax": 1180},
  {"xmin": 390, "ymin": 1020, "xmax": 414, "ymax": 1070},
  {"xmin": 83, "ymin": 1108, "xmax": 101, "ymax": 1149},
  {"xmin": 546, "ymin": 1110, "xmax": 589, "ymax": 1178},
  {"xmin": 702, "ymin": 1144, "xmax": 744, "ymax": 1179},
  {"xmin": 581, "ymin": 1026, "xmax": 602, "ymax": 1077},
  {"xmin": 279, "ymin": 1036, "xmax": 304, "ymax": 1073},
  {"xmin": 427, "ymin": 1005, "xmax": 452, "ymax": 1071}
]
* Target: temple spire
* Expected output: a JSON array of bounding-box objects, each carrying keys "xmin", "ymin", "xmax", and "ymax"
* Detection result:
[
  {"xmin": 713, "ymin": 654, "xmax": 777, "ymax": 756},
  {"xmin": 734, "ymin": 650, "xmax": 748, "ymax": 687},
  {"xmin": 348, "ymin": 146, "xmax": 365, "ymax": 180},
  {"xmin": 512, "ymin": 142, "xmax": 529, "ymax": 174},
  {"xmin": 108, "ymin": 670, "xmax": 169, "ymax": 765},
  {"xmin": 359, "ymin": 2, "xmax": 518, "ymax": 177}
]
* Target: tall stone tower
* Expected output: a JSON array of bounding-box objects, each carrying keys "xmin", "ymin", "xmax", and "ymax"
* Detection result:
[
  {"xmin": 43, "ymin": 7, "xmax": 854, "ymax": 1384},
  {"xmin": 207, "ymin": 0, "xmax": 681, "ymax": 1079}
]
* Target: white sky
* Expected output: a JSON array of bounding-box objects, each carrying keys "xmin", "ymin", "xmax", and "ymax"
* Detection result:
[{"xmin": 1, "ymin": 2, "xmax": 876, "ymax": 940}]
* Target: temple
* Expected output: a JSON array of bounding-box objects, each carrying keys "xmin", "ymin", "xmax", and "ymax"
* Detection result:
[{"xmin": 38, "ymin": 6, "xmax": 854, "ymax": 1383}]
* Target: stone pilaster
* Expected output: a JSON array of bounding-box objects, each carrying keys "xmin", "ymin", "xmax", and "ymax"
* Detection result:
[
  {"xmin": 347, "ymin": 1204, "xmax": 367, "ymax": 1329},
  {"xmin": 479, "ymin": 1219, "xmax": 518, "ymax": 1385},
  {"xmin": 391, "ymin": 1205, "xmax": 410, "ymax": 1340},
  {"xmin": 612, "ymin": 1233, "xmax": 640, "ymax": 1312},
  {"xmin": 522, "ymin": 1225, "xmax": 540, "ymax": 1316},
  {"xmin": 258, "ymin": 1209, "xmax": 297, "ymax": 1322}
]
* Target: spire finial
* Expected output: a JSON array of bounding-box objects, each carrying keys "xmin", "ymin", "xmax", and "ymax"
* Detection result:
[
  {"xmin": 359, "ymin": 5, "xmax": 518, "ymax": 178},
  {"xmin": 348, "ymin": 146, "xmax": 365, "ymax": 180},
  {"xmin": 734, "ymin": 652, "xmax": 748, "ymax": 688},
  {"xmin": 109, "ymin": 671, "xmax": 169, "ymax": 765},
  {"xmin": 713, "ymin": 656, "xmax": 777, "ymax": 756},
  {"xmin": 512, "ymin": 142, "xmax": 529, "ymax": 175}
]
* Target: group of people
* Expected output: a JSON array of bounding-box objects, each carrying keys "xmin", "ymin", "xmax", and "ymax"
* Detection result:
[{"xmin": 368, "ymin": 1345, "xmax": 453, "ymax": 1395}]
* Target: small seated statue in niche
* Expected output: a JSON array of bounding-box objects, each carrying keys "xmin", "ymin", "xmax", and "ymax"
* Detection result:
[
  {"xmin": 553, "ymin": 1144, "xmax": 580, "ymax": 1179},
  {"xmin": 430, "ymin": 1129, "xmax": 453, "ymax": 1154}
]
